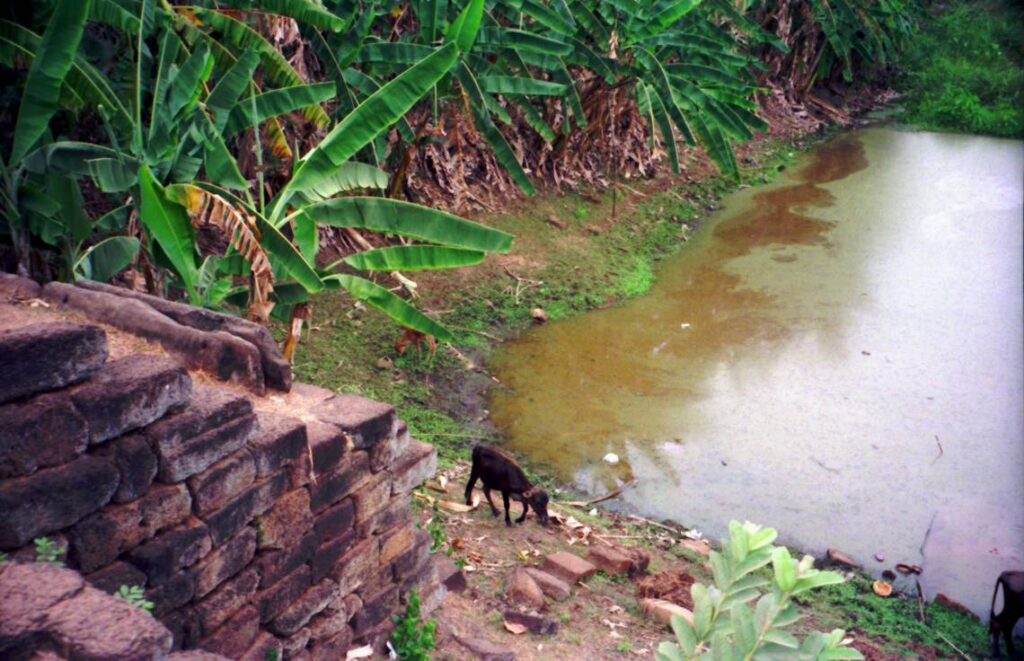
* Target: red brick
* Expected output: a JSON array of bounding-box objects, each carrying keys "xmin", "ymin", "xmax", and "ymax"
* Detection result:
[
  {"xmin": 308, "ymin": 451, "xmax": 369, "ymax": 513},
  {"xmin": 191, "ymin": 526, "xmax": 257, "ymax": 599},
  {"xmin": 70, "ymin": 482, "xmax": 191, "ymax": 572},
  {"xmin": 256, "ymin": 487, "xmax": 313, "ymax": 550},
  {"xmin": 196, "ymin": 567, "xmax": 261, "ymax": 635},
  {"xmin": 541, "ymin": 551, "xmax": 597, "ymax": 584},
  {"xmin": 313, "ymin": 394, "xmax": 395, "ymax": 450},
  {"xmin": 351, "ymin": 585, "xmax": 398, "ymax": 636},
  {"xmin": 145, "ymin": 571, "xmax": 195, "ymax": 616},
  {"xmin": 332, "ymin": 537, "xmax": 378, "ymax": 596},
  {"xmin": 258, "ymin": 529, "xmax": 317, "ymax": 588},
  {"xmin": 239, "ymin": 631, "xmax": 282, "ymax": 661},
  {"xmin": 255, "ymin": 565, "xmax": 311, "ymax": 623},
  {"xmin": 313, "ymin": 498, "xmax": 354, "ymax": 545},
  {"xmin": 201, "ymin": 470, "xmax": 287, "ymax": 546},
  {"xmin": 248, "ymin": 412, "xmax": 307, "ymax": 477},
  {"xmin": 379, "ymin": 523, "xmax": 416, "ymax": 565},
  {"xmin": 352, "ymin": 472, "xmax": 392, "ymax": 525},
  {"xmin": 311, "ymin": 531, "xmax": 355, "ymax": 583},
  {"xmin": 268, "ymin": 578, "xmax": 337, "ymax": 636},
  {"xmin": 200, "ymin": 604, "xmax": 260, "ymax": 658},
  {"xmin": 186, "ymin": 448, "xmax": 256, "ymax": 515},
  {"xmin": 85, "ymin": 560, "xmax": 148, "ymax": 595},
  {"xmin": 586, "ymin": 545, "xmax": 633, "ymax": 576},
  {"xmin": 389, "ymin": 441, "xmax": 436, "ymax": 495},
  {"xmin": 128, "ymin": 517, "xmax": 211, "ymax": 584}
]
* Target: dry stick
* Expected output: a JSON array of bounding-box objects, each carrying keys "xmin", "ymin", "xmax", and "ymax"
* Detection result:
[
  {"xmin": 561, "ymin": 479, "xmax": 638, "ymax": 508},
  {"xmin": 916, "ymin": 578, "xmax": 927, "ymax": 622},
  {"xmin": 627, "ymin": 514, "xmax": 687, "ymax": 536},
  {"xmin": 932, "ymin": 435, "xmax": 944, "ymax": 464},
  {"xmin": 935, "ymin": 632, "xmax": 972, "ymax": 661}
]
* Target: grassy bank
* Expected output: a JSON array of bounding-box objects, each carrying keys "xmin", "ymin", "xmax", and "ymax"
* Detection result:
[{"xmin": 899, "ymin": 0, "xmax": 1024, "ymax": 137}]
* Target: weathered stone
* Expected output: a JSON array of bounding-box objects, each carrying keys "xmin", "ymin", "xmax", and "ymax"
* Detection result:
[
  {"xmin": 201, "ymin": 470, "xmax": 287, "ymax": 546},
  {"xmin": 77, "ymin": 280, "xmax": 291, "ymax": 392},
  {"xmin": 158, "ymin": 413, "xmax": 257, "ymax": 483},
  {"xmin": 355, "ymin": 564, "xmax": 395, "ymax": 601},
  {"xmin": 309, "ymin": 608, "xmax": 348, "ymax": 643},
  {"xmin": 505, "ymin": 568, "xmax": 544, "ymax": 609},
  {"xmin": 394, "ymin": 531, "xmax": 432, "ymax": 583},
  {"xmin": 541, "ymin": 551, "xmax": 597, "ymax": 585},
  {"xmin": 587, "ymin": 545, "xmax": 633, "ymax": 576},
  {"xmin": 268, "ymin": 579, "xmax": 337, "ymax": 636},
  {"xmin": 257, "ymin": 488, "xmax": 313, "ymax": 550},
  {"xmin": 314, "ymin": 394, "xmax": 396, "ymax": 449},
  {"xmin": 288, "ymin": 420, "xmax": 346, "ymax": 488},
  {"xmin": 0, "ymin": 272, "xmax": 41, "ymax": 300},
  {"xmin": 358, "ymin": 493, "xmax": 413, "ymax": 538},
  {"xmin": 93, "ymin": 433, "xmax": 158, "ymax": 503},
  {"xmin": 379, "ymin": 523, "xmax": 417, "ymax": 565},
  {"xmin": 0, "ymin": 454, "xmax": 119, "ymax": 549},
  {"xmin": 343, "ymin": 593, "xmax": 362, "ymax": 616},
  {"xmin": 454, "ymin": 636, "xmax": 515, "ymax": 661},
  {"xmin": 146, "ymin": 571, "xmax": 196, "ymax": 617},
  {"xmin": 160, "ymin": 606, "xmax": 201, "ymax": 651},
  {"xmin": 309, "ymin": 627, "xmax": 353, "ymax": 659},
  {"xmin": 641, "ymin": 598, "xmax": 695, "ymax": 628},
  {"xmin": 70, "ymin": 483, "xmax": 191, "ymax": 572},
  {"xmin": 43, "ymin": 281, "xmax": 267, "ymax": 394},
  {"xmin": 332, "ymin": 537, "xmax": 379, "ymax": 596},
  {"xmin": 255, "ymin": 565, "xmax": 311, "ymax": 623},
  {"xmin": 358, "ymin": 619, "xmax": 396, "ymax": 657},
  {"xmin": 200, "ymin": 604, "xmax": 260, "ymax": 658},
  {"xmin": 258, "ymin": 529, "xmax": 317, "ymax": 588},
  {"xmin": 390, "ymin": 441, "xmax": 437, "ymax": 495},
  {"xmin": 418, "ymin": 581, "xmax": 447, "ymax": 616},
  {"xmin": 85, "ymin": 560, "xmax": 148, "ymax": 595},
  {"xmin": 46, "ymin": 581, "xmax": 174, "ymax": 658},
  {"xmin": 825, "ymin": 548, "xmax": 862, "ymax": 570},
  {"xmin": 617, "ymin": 544, "xmax": 651, "ymax": 577},
  {"xmin": 196, "ymin": 567, "xmax": 261, "ymax": 635},
  {"xmin": 0, "ymin": 392, "xmax": 88, "ymax": 478},
  {"xmin": 311, "ymin": 531, "xmax": 355, "ymax": 583},
  {"xmin": 128, "ymin": 518, "xmax": 212, "ymax": 584},
  {"xmin": 0, "ymin": 321, "xmax": 107, "ymax": 405},
  {"xmin": 369, "ymin": 422, "xmax": 412, "ymax": 474},
  {"xmin": 70, "ymin": 354, "xmax": 191, "ymax": 444},
  {"xmin": 502, "ymin": 611, "xmax": 558, "ymax": 636},
  {"xmin": 309, "ymin": 451, "xmax": 370, "ymax": 513},
  {"xmin": 280, "ymin": 627, "xmax": 311, "ymax": 658},
  {"xmin": 249, "ymin": 412, "xmax": 306, "ymax": 477},
  {"xmin": 351, "ymin": 585, "xmax": 399, "ymax": 636},
  {"xmin": 0, "ymin": 563, "xmax": 85, "ymax": 639},
  {"xmin": 239, "ymin": 631, "xmax": 283, "ymax": 661},
  {"xmin": 187, "ymin": 448, "xmax": 257, "ymax": 516},
  {"xmin": 192, "ymin": 526, "xmax": 258, "ymax": 599},
  {"xmin": 435, "ymin": 555, "xmax": 468, "ymax": 594},
  {"xmin": 352, "ymin": 471, "xmax": 393, "ymax": 524},
  {"xmin": 167, "ymin": 652, "xmax": 227, "ymax": 661},
  {"xmin": 313, "ymin": 498, "xmax": 354, "ymax": 545},
  {"xmin": 523, "ymin": 568, "xmax": 571, "ymax": 601}
]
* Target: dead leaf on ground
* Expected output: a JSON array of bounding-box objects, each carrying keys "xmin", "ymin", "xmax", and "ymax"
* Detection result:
[
  {"xmin": 503, "ymin": 620, "xmax": 528, "ymax": 635},
  {"xmin": 873, "ymin": 580, "xmax": 893, "ymax": 597},
  {"xmin": 438, "ymin": 494, "xmax": 481, "ymax": 513}
]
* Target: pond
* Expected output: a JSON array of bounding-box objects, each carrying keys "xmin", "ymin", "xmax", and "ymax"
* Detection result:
[{"xmin": 489, "ymin": 127, "xmax": 1024, "ymax": 616}]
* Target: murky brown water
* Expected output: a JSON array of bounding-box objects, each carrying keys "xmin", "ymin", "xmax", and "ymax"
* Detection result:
[{"xmin": 490, "ymin": 128, "xmax": 1024, "ymax": 616}]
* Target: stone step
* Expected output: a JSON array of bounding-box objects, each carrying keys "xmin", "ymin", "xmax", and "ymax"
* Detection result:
[
  {"xmin": 587, "ymin": 545, "xmax": 634, "ymax": 576},
  {"xmin": 540, "ymin": 551, "xmax": 598, "ymax": 585},
  {"xmin": 0, "ymin": 321, "xmax": 108, "ymax": 405}
]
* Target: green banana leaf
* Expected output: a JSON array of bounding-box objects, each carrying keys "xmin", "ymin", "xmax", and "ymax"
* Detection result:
[
  {"xmin": 213, "ymin": 0, "xmax": 348, "ymax": 32},
  {"xmin": 75, "ymin": 236, "xmax": 141, "ymax": 283},
  {"xmin": 223, "ymin": 83, "xmax": 337, "ymax": 137},
  {"xmin": 206, "ymin": 51, "xmax": 261, "ymax": 132},
  {"xmin": 295, "ymin": 162, "xmax": 389, "ymax": 204},
  {"xmin": 138, "ymin": 164, "xmax": 199, "ymax": 301},
  {"xmin": 478, "ymin": 75, "xmax": 567, "ymax": 97},
  {"xmin": 446, "ymin": 0, "xmax": 485, "ymax": 53},
  {"xmin": 323, "ymin": 274, "xmax": 453, "ymax": 342},
  {"xmin": 344, "ymin": 246, "xmax": 486, "ymax": 272}
]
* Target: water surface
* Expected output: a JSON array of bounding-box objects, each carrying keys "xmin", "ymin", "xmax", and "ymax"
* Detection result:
[{"xmin": 490, "ymin": 128, "xmax": 1024, "ymax": 616}]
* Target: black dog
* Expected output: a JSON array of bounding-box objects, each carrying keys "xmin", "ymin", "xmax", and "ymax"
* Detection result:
[
  {"xmin": 991, "ymin": 570, "xmax": 1024, "ymax": 658},
  {"xmin": 465, "ymin": 445, "xmax": 549, "ymax": 526}
]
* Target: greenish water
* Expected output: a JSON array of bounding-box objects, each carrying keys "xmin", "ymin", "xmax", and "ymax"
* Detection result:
[{"xmin": 490, "ymin": 127, "xmax": 1024, "ymax": 616}]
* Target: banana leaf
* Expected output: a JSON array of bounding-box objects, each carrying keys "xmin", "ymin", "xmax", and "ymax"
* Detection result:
[
  {"xmin": 345, "ymin": 246, "xmax": 486, "ymax": 272},
  {"xmin": 324, "ymin": 274, "xmax": 453, "ymax": 342}
]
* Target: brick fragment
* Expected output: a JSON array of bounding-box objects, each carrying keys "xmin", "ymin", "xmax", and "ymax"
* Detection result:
[
  {"xmin": 187, "ymin": 448, "xmax": 256, "ymax": 515},
  {"xmin": 0, "ymin": 392, "xmax": 88, "ymax": 478},
  {"xmin": 70, "ymin": 354, "xmax": 191, "ymax": 444},
  {"xmin": 70, "ymin": 483, "xmax": 191, "ymax": 572},
  {"xmin": 524, "ymin": 568, "xmax": 571, "ymax": 601},
  {"xmin": 587, "ymin": 545, "xmax": 634, "ymax": 576},
  {"xmin": 192, "ymin": 526, "xmax": 257, "ymax": 599},
  {"xmin": 0, "ymin": 321, "xmax": 107, "ymax": 405},
  {"xmin": 541, "ymin": 551, "xmax": 598, "ymax": 585},
  {"xmin": 0, "ymin": 454, "xmax": 119, "ymax": 549}
]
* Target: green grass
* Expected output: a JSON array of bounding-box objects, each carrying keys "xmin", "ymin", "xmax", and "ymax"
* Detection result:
[{"xmin": 899, "ymin": 0, "xmax": 1024, "ymax": 138}]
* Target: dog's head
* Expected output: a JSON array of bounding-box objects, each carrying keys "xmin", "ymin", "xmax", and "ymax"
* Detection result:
[{"xmin": 524, "ymin": 486, "xmax": 550, "ymax": 525}]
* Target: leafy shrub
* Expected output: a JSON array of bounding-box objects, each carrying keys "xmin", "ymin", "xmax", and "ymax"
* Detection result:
[
  {"xmin": 656, "ymin": 521, "xmax": 863, "ymax": 660},
  {"xmin": 115, "ymin": 584, "xmax": 155, "ymax": 616},
  {"xmin": 391, "ymin": 591, "xmax": 437, "ymax": 661},
  {"xmin": 33, "ymin": 537, "xmax": 66, "ymax": 567}
]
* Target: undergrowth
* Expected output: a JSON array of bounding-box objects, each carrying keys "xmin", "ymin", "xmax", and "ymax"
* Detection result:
[{"xmin": 899, "ymin": 0, "xmax": 1024, "ymax": 137}]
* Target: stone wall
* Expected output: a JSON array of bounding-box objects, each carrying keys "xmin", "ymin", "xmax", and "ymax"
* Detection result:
[{"xmin": 0, "ymin": 275, "xmax": 449, "ymax": 660}]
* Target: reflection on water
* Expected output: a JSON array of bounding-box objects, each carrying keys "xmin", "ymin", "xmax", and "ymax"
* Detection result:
[{"xmin": 489, "ymin": 128, "xmax": 1024, "ymax": 616}]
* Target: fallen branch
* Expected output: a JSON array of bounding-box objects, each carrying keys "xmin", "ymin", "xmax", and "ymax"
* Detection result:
[
  {"xmin": 935, "ymin": 631, "xmax": 972, "ymax": 661},
  {"xmin": 561, "ymin": 479, "xmax": 637, "ymax": 508}
]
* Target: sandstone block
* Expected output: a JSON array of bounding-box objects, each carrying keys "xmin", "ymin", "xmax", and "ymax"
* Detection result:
[
  {"xmin": 85, "ymin": 560, "xmax": 148, "ymax": 595},
  {"xmin": 394, "ymin": 531, "xmax": 432, "ymax": 583},
  {"xmin": 309, "ymin": 451, "xmax": 370, "ymax": 513},
  {"xmin": 157, "ymin": 413, "xmax": 257, "ymax": 483},
  {"xmin": 505, "ymin": 568, "xmax": 544, "ymax": 609},
  {"xmin": 351, "ymin": 585, "xmax": 399, "ymax": 636},
  {"xmin": 192, "ymin": 526, "xmax": 257, "ymax": 599},
  {"xmin": 268, "ymin": 578, "xmax": 337, "ymax": 636},
  {"xmin": 541, "ymin": 551, "xmax": 597, "ymax": 585},
  {"xmin": 159, "ymin": 606, "xmax": 201, "ymax": 651},
  {"xmin": 0, "ymin": 272, "xmax": 41, "ymax": 300},
  {"xmin": 94, "ymin": 433, "xmax": 158, "ymax": 503},
  {"xmin": 128, "ymin": 518, "xmax": 212, "ymax": 584},
  {"xmin": 146, "ymin": 571, "xmax": 196, "ymax": 616},
  {"xmin": 379, "ymin": 523, "xmax": 417, "ymax": 566},
  {"xmin": 281, "ymin": 627, "xmax": 311, "ymax": 658},
  {"xmin": 503, "ymin": 611, "xmax": 558, "ymax": 636},
  {"xmin": 70, "ymin": 354, "xmax": 191, "ymax": 444},
  {"xmin": 641, "ymin": 598, "xmax": 695, "ymax": 628},
  {"xmin": 524, "ymin": 568, "xmax": 571, "ymax": 601},
  {"xmin": 258, "ymin": 529, "xmax": 317, "ymax": 588},
  {"xmin": 369, "ymin": 422, "xmax": 412, "ymax": 474},
  {"xmin": 0, "ymin": 392, "xmax": 88, "ymax": 478},
  {"xmin": 314, "ymin": 394, "xmax": 395, "ymax": 449},
  {"xmin": 390, "ymin": 441, "xmax": 437, "ymax": 495},
  {"xmin": 311, "ymin": 531, "xmax": 355, "ymax": 583},
  {"xmin": 0, "ymin": 321, "xmax": 107, "ymax": 404},
  {"xmin": 587, "ymin": 545, "xmax": 633, "ymax": 576},
  {"xmin": 201, "ymin": 470, "xmax": 287, "ymax": 546},
  {"xmin": 358, "ymin": 493, "xmax": 412, "ymax": 538},
  {"xmin": 0, "ymin": 563, "xmax": 86, "ymax": 638},
  {"xmin": 256, "ymin": 487, "xmax": 313, "ymax": 550},
  {"xmin": 0, "ymin": 454, "xmax": 119, "ymax": 549},
  {"xmin": 309, "ymin": 627, "xmax": 352, "ymax": 660},
  {"xmin": 249, "ymin": 412, "xmax": 306, "ymax": 477},
  {"xmin": 200, "ymin": 604, "xmax": 260, "ymax": 659},
  {"xmin": 196, "ymin": 567, "xmax": 261, "ymax": 635},
  {"xmin": 332, "ymin": 537, "xmax": 379, "ymax": 596},
  {"xmin": 352, "ymin": 471, "xmax": 393, "ymax": 524},
  {"xmin": 187, "ymin": 448, "xmax": 256, "ymax": 516},
  {"xmin": 679, "ymin": 538, "xmax": 712, "ymax": 558},
  {"xmin": 288, "ymin": 420, "xmax": 346, "ymax": 488},
  {"xmin": 255, "ymin": 565, "xmax": 312, "ymax": 623},
  {"xmin": 313, "ymin": 498, "xmax": 354, "ymax": 545},
  {"xmin": 239, "ymin": 631, "xmax": 283, "ymax": 661},
  {"xmin": 454, "ymin": 636, "xmax": 514, "ymax": 661},
  {"xmin": 70, "ymin": 483, "xmax": 191, "ymax": 572}
]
